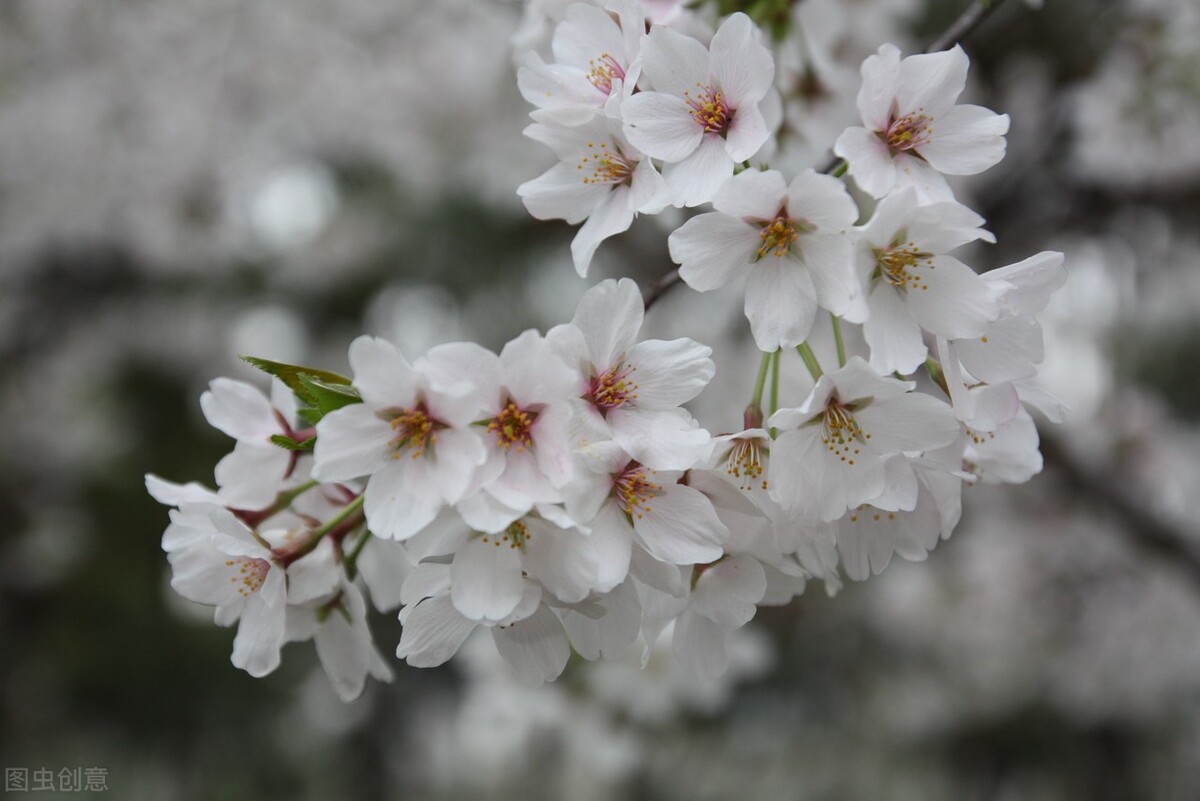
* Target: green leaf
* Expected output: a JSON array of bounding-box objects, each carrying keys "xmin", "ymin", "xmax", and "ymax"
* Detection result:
[
  {"xmin": 270, "ymin": 434, "xmax": 316, "ymax": 452},
  {"xmin": 295, "ymin": 373, "xmax": 361, "ymax": 425},
  {"xmin": 240, "ymin": 356, "xmax": 352, "ymax": 402}
]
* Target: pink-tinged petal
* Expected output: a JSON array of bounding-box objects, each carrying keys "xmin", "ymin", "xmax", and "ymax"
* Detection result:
[
  {"xmin": 492, "ymin": 604, "xmax": 571, "ymax": 684},
  {"xmin": 230, "ymin": 572, "xmax": 287, "ymax": 677},
  {"xmin": 864, "ymin": 283, "xmax": 928, "ymax": 375},
  {"xmin": 857, "ymin": 44, "xmax": 902, "ymax": 130},
  {"xmin": 797, "ymin": 233, "xmax": 864, "ymax": 319},
  {"xmin": 633, "ymin": 483, "xmax": 727, "ymax": 565},
  {"xmin": 560, "ymin": 579, "xmax": 641, "ymax": 660},
  {"xmin": 622, "ymin": 91, "xmax": 704, "ymax": 162},
  {"xmin": 397, "ymin": 595, "xmax": 476, "ymax": 667},
  {"xmin": 517, "ymin": 58, "xmax": 606, "ymax": 117},
  {"xmin": 784, "ymin": 169, "xmax": 859, "ymax": 232},
  {"xmin": 607, "ymin": 407, "xmax": 713, "ymax": 471},
  {"xmin": 363, "ymin": 461, "xmax": 442, "ymax": 541},
  {"xmin": 986, "ymin": 251, "xmax": 1066, "ymax": 316},
  {"xmin": 691, "ymin": 553, "xmax": 766, "ymax": 627},
  {"xmin": 670, "ymin": 212, "xmax": 759, "ymax": 291},
  {"xmin": 626, "ymin": 337, "xmax": 715, "ymax": 407},
  {"xmin": 522, "ymin": 520, "xmax": 599, "ymax": 603},
  {"xmin": 215, "ymin": 442, "xmax": 291, "ymax": 510},
  {"xmin": 711, "ymin": 12, "xmax": 775, "ymax": 104},
  {"xmin": 629, "ymin": 156, "xmax": 671, "ymax": 214},
  {"xmin": 956, "ymin": 316, "xmax": 1043, "ymax": 383},
  {"xmin": 897, "ymin": 45, "xmax": 968, "ymax": 119},
  {"xmin": 532, "ymin": 405, "xmax": 577, "ymax": 489},
  {"xmin": 905, "ymin": 254, "xmax": 1001, "ymax": 339},
  {"xmin": 571, "ymin": 186, "xmax": 636, "ymax": 277},
  {"xmin": 639, "ymin": 23, "xmax": 711, "ymax": 97},
  {"xmin": 571, "ymin": 277, "xmax": 645, "ymax": 370},
  {"xmin": 918, "ymin": 104, "xmax": 1009, "ymax": 175},
  {"xmin": 663, "ymin": 133, "xmax": 734, "ymax": 207},
  {"xmin": 743, "ymin": 260, "xmax": 818, "ymax": 351},
  {"xmin": 554, "ymin": 3, "xmax": 627, "ymax": 70},
  {"xmin": 855, "ymin": 393, "xmax": 961, "ymax": 454},
  {"xmin": 673, "ymin": 609, "xmax": 731, "ymax": 680},
  {"xmin": 723, "ymin": 101, "xmax": 769, "ymax": 162},
  {"xmin": 834, "ymin": 126, "xmax": 896, "ymax": 198},
  {"xmin": 712, "ymin": 168, "xmax": 787, "ymax": 220},
  {"xmin": 201, "ymin": 378, "xmax": 277, "ymax": 442},
  {"xmin": 590, "ymin": 502, "xmax": 635, "ymax": 591},
  {"xmin": 347, "ymin": 335, "xmax": 421, "ymax": 408},
  {"xmin": 518, "ymin": 162, "xmax": 604, "ymax": 225},
  {"xmin": 451, "ymin": 534, "xmax": 525, "ymax": 623},
  {"xmin": 891, "ymin": 152, "xmax": 954, "ymax": 204},
  {"xmin": 311, "ymin": 404, "xmax": 391, "ymax": 482},
  {"xmin": 829, "ymin": 356, "xmax": 914, "ymax": 404}
]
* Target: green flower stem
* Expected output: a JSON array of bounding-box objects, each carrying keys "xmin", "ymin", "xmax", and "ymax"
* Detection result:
[
  {"xmin": 234, "ymin": 478, "xmax": 320, "ymax": 531},
  {"xmin": 796, "ymin": 342, "xmax": 824, "ymax": 381},
  {"xmin": 342, "ymin": 525, "xmax": 372, "ymax": 580},
  {"xmin": 769, "ymin": 348, "xmax": 781, "ymax": 416},
  {"xmin": 275, "ymin": 494, "xmax": 365, "ymax": 567},
  {"xmin": 831, "ymin": 315, "xmax": 847, "ymax": 367},
  {"xmin": 749, "ymin": 350, "xmax": 772, "ymax": 410},
  {"xmin": 924, "ymin": 356, "xmax": 950, "ymax": 396}
]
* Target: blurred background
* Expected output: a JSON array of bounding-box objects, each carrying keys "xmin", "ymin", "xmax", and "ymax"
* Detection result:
[{"xmin": 2, "ymin": 0, "xmax": 1200, "ymax": 798}]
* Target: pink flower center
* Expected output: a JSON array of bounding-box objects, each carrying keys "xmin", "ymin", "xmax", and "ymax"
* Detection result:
[
  {"xmin": 386, "ymin": 404, "xmax": 439, "ymax": 459},
  {"xmin": 487, "ymin": 401, "xmax": 536, "ymax": 452},
  {"xmin": 225, "ymin": 556, "xmax": 271, "ymax": 598},
  {"xmin": 684, "ymin": 84, "xmax": 732, "ymax": 134},
  {"xmin": 578, "ymin": 141, "xmax": 635, "ymax": 187},
  {"xmin": 588, "ymin": 363, "xmax": 638, "ymax": 412},
  {"xmin": 883, "ymin": 109, "xmax": 933, "ymax": 152},
  {"xmin": 613, "ymin": 463, "xmax": 662, "ymax": 519},
  {"xmin": 586, "ymin": 53, "xmax": 626, "ymax": 96}
]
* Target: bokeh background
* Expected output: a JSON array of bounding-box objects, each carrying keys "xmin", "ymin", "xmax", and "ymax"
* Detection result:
[{"xmin": 3, "ymin": 0, "xmax": 1200, "ymax": 798}]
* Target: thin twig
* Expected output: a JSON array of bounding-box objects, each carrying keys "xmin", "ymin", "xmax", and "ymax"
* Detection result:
[{"xmin": 643, "ymin": 267, "xmax": 683, "ymax": 310}]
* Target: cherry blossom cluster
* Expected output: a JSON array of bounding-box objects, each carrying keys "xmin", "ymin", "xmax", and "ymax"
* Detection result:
[{"xmin": 148, "ymin": 1, "xmax": 1068, "ymax": 698}]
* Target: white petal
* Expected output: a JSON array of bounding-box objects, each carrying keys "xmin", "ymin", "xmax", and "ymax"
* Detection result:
[
  {"xmin": 522, "ymin": 520, "xmax": 600, "ymax": 604},
  {"xmin": 396, "ymin": 595, "xmax": 476, "ymax": 667},
  {"xmin": 664, "ymin": 134, "xmax": 734, "ymax": 207},
  {"xmin": 450, "ymin": 534, "xmax": 525, "ymax": 623},
  {"xmin": 856, "ymin": 44, "xmax": 901, "ymax": 131},
  {"xmin": 200, "ymin": 378, "xmax": 277, "ymax": 442},
  {"xmin": 560, "ymin": 579, "xmax": 641, "ymax": 660},
  {"xmin": 230, "ymin": 572, "xmax": 287, "ymax": 678},
  {"xmin": 572, "ymin": 277, "xmax": 644, "ymax": 370},
  {"xmin": 896, "ymin": 45, "xmax": 968, "ymax": 119},
  {"xmin": 724, "ymin": 102, "xmax": 769, "ymax": 163},
  {"xmin": 590, "ymin": 502, "xmax": 635, "ymax": 591},
  {"xmin": 670, "ymin": 212, "xmax": 760, "ymax": 292},
  {"xmin": 311, "ymin": 404, "xmax": 390, "ymax": 482},
  {"xmin": 864, "ymin": 282, "xmax": 928, "ymax": 375},
  {"xmin": 215, "ymin": 442, "xmax": 291, "ymax": 510},
  {"xmin": 571, "ymin": 186, "xmax": 636, "ymax": 277},
  {"xmin": 622, "ymin": 91, "xmax": 703, "ymax": 162},
  {"xmin": 855, "ymin": 393, "xmax": 961, "ymax": 454},
  {"xmin": 627, "ymin": 337, "xmax": 714, "ymax": 407},
  {"xmin": 784, "ymin": 169, "xmax": 859, "ymax": 232},
  {"xmin": 607, "ymin": 407, "xmax": 713, "ymax": 471},
  {"xmin": 955, "ymin": 316, "xmax": 1043, "ymax": 383},
  {"xmin": 362, "ymin": 461, "xmax": 443, "ymax": 541},
  {"xmin": 673, "ymin": 610, "xmax": 731, "ymax": 680},
  {"xmin": 835, "ymin": 126, "xmax": 896, "ymax": 198},
  {"xmin": 691, "ymin": 553, "xmax": 766, "ymax": 627},
  {"xmin": 712, "ymin": 168, "xmax": 787, "ymax": 220},
  {"xmin": 638, "ymin": 23, "xmax": 711, "ymax": 97},
  {"xmin": 633, "ymin": 483, "xmax": 728, "ymax": 565},
  {"xmin": 918, "ymin": 104, "xmax": 1009, "ymax": 175},
  {"xmin": 518, "ymin": 161, "xmax": 604, "ymax": 224},
  {"xmin": 743, "ymin": 260, "xmax": 818, "ymax": 351},
  {"xmin": 798, "ymin": 233, "xmax": 864, "ymax": 319},
  {"xmin": 492, "ymin": 604, "xmax": 571, "ymax": 684},
  {"xmin": 711, "ymin": 12, "xmax": 775, "ymax": 104},
  {"xmin": 347, "ymin": 336, "xmax": 419, "ymax": 408},
  {"xmin": 904, "ymin": 254, "xmax": 1000, "ymax": 339}
]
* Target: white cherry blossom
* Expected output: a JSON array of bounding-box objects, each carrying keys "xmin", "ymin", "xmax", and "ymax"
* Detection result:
[
  {"xmin": 834, "ymin": 44, "xmax": 1010, "ymax": 202},
  {"xmin": 622, "ymin": 12, "xmax": 776, "ymax": 206}
]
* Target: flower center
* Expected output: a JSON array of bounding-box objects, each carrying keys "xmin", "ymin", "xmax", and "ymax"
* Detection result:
[
  {"xmin": 579, "ymin": 141, "xmax": 635, "ymax": 187},
  {"xmin": 876, "ymin": 242, "xmax": 934, "ymax": 291},
  {"xmin": 588, "ymin": 363, "xmax": 638, "ymax": 412},
  {"xmin": 225, "ymin": 556, "xmax": 271, "ymax": 598},
  {"xmin": 756, "ymin": 213, "xmax": 804, "ymax": 259},
  {"xmin": 725, "ymin": 436, "xmax": 768, "ymax": 491},
  {"xmin": 387, "ymin": 404, "xmax": 438, "ymax": 459},
  {"xmin": 883, "ymin": 110, "xmax": 933, "ymax": 152},
  {"xmin": 480, "ymin": 520, "xmax": 530, "ymax": 550},
  {"xmin": 613, "ymin": 463, "xmax": 662, "ymax": 519},
  {"xmin": 684, "ymin": 85, "xmax": 732, "ymax": 134},
  {"xmin": 586, "ymin": 53, "xmax": 626, "ymax": 96},
  {"xmin": 487, "ymin": 401, "xmax": 536, "ymax": 452},
  {"xmin": 821, "ymin": 400, "xmax": 870, "ymax": 464}
]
